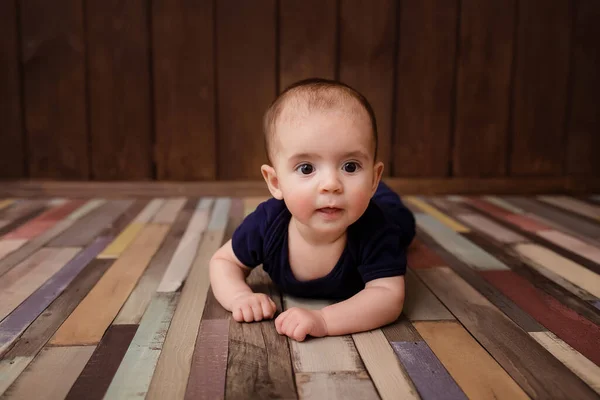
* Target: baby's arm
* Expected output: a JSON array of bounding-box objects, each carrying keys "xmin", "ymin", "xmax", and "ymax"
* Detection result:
[
  {"xmin": 209, "ymin": 239, "xmax": 276, "ymax": 322},
  {"xmin": 321, "ymin": 276, "xmax": 405, "ymax": 335}
]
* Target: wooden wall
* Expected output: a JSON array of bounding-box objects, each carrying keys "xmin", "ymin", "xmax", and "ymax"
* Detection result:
[{"xmin": 1, "ymin": 0, "xmax": 599, "ymax": 183}]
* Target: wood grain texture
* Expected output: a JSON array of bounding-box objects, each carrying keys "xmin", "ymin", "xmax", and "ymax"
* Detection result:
[
  {"xmin": 114, "ymin": 199, "xmax": 195, "ymax": 324},
  {"xmin": 226, "ymin": 267, "xmax": 296, "ymax": 399},
  {"xmin": 0, "ymin": 0, "xmax": 24, "ymax": 179},
  {"xmin": 416, "ymin": 214, "xmax": 508, "ymax": 270},
  {"xmin": 184, "ymin": 319, "xmax": 229, "ymax": 400},
  {"xmin": 0, "ymin": 202, "xmax": 47, "ymax": 238},
  {"xmin": 65, "ymin": 325, "xmax": 138, "ymax": 400},
  {"xmin": 104, "ymin": 293, "xmax": 179, "ymax": 399},
  {"xmin": 157, "ymin": 198, "xmax": 213, "ymax": 292},
  {"xmin": 393, "ymin": 0, "xmax": 457, "ymax": 176},
  {"xmin": 530, "ymin": 331, "xmax": 600, "ymax": 395},
  {"xmin": 153, "ymin": 0, "xmax": 216, "ymax": 180},
  {"xmin": 0, "ymin": 259, "xmax": 111, "ymax": 395},
  {"xmin": 417, "ymin": 231, "xmax": 544, "ymax": 332},
  {"xmin": 403, "ymin": 269, "xmax": 454, "ymax": 321},
  {"xmin": 538, "ymin": 196, "xmax": 600, "ymax": 222},
  {"xmin": 514, "ymin": 243, "xmax": 600, "ymax": 299},
  {"xmin": 505, "ymin": 196, "xmax": 600, "ymax": 242},
  {"xmin": 19, "ymin": 0, "xmax": 89, "ymax": 179},
  {"xmin": 296, "ymin": 371, "xmax": 378, "ymax": 400},
  {"xmin": 416, "ymin": 267, "xmax": 598, "ymax": 399},
  {"xmin": 48, "ymin": 200, "xmax": 133, "ymax": 247},
  {"xmin": 86, "ymin": 0, "xmax": 152, "ymax": 179},
  {"xmin": 466, "ymin": 197, "xmax": 552, "ymax": 232},
  {"xmin": 0, "ymin": 247, "xmax": 79, "ymax": 321},
  {"xmin": 284, "ymin": 297, "xmax": 363, "ymax": 373},
  {"xmin": 453, "ymin": 0, "xmax": 515, "ymax": 177},
  {"xmin": 391, "ymin": 341, "xmax": 467, "ymax": 400},
  {"xmin": 538, "ymin": 230, "xmax": 600, "ymax": 264},
  {"xmin": 146, "ymin": 199, "xmax": 230, "ymax": 400},
  {"xmin": 217, "ymin": 0, "xmax": 274, "ymax": 179},
  {"xmin": 405, "ymin": 197, "xmax": 469, "ymax": 233},
  {"xmin": 339, "ymin": 0, "xmax": 396, "ymax": 173},
  {"xmin": 3, "ymin": 200, "xmax": 85, "ymax": 240},
  {"xmin": 510, "ymin": 0, "xmax": 571, "ymax": 175},
  {"xmin": 483, "ymin": 196, "xmax": 525, "ymax": 214},
  {"xmin": 407, "ymin": 239, "xmax": 446, "ymax": 269},
  {"xmin": 152, "ymin": 197, "xmax": 186, "ymax": 224},
  {"xmin": 481, "ymin": 269, "xmax": 600, "ymax": 366},
  {"xmin": 566, "ymin": 0, "xmax": 600, "ymax": 175},
  {"xmin": 457, "ymin": 214, "xmax": 526, "ymax": 244},
  {"xmin": 382, "ymin": 317, "xmax": 422, "ymax": 343},
  {"xmin": 413, "ymin": 321, "xmax": 528, "ymax": 400},
  {"xmin": 279, "ymin": 0, "xmax": 336, "ymax": 89},
  {"xmin": 2, "ymin": 346, "xmax": 95, "ymax": 399},
  {"xmin": 50, "ymin": 224, "xmax": 169, "ymax": 345},
  {"xmin": 0, "ymin": 237, "xmax": 111, "ymax": 356},
  {"xmin": 353, "ymin": 329, "xmax": 420, "ymax": 400}
]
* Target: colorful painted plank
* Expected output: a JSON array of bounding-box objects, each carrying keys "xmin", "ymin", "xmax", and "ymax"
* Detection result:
[
  {"xmin": 184, "ymin": 319, "xmax": 230, "ymax": 400},
  {"xmin": 152, "ymin": 197, "xmax": 186, "ymax": 224},
  {"xmin": 98, "ymin": 198, "xmax": 165, "ymax": 259},
  {"xmin": 353, "ymin": 329, "xmax": 420, "ymax": 400},
  {"xmin": 0, "ymin": 199, "xmax": 14, "ymax": 210},
  {"xmin": 391, "ymin": 341, "xmax": 467, "ymax": 400},
  {"xmin": 538, "ymin": 195, "xmax": 600, "ymax": 221},
  {"xmin": 416, "ymin": 214, "xmax": 509, "ymax": 270},
  {"xmin": 405, "ymin": 197, "xmax": 469, "ymax": 232},
  {"xmin": 65, "ymin": 325, "xmax": 138, "ymax": 400},
  {"xmin": 146, "ymin": 198, "xmax": 230, "ymax": 400},
  {"xmin": 407, "ymin": 239, "xmax": 446, "ymax": 269},
  {"xmin": 467, "ymin": 197, "xmax": 552, "ymax": 232},
  {"xmin": 104, "ymin": 293, "xmax": 179, "ymax": 399},
  {"xmin": 0, "ymin": 237, "xmax": 111, "ymax": 355},
  {"xmin": 506, "ymin": 196, "xmax": 600, "ymax": 242},
  {"xmin": 0, "ymin": 260, "xmax": 112, "ymax": 395},
  {"xmin": 482, "ymin": 196, "xmax": 525, "ymax": 214},
  {"xmin": 114, "ymin": 199, "xmax": 195, "ymax": 325},
  {"xmin": 481, "ymin": 269, "xmax": 600, "ymax": 366},
  {"xmin": 530, "ymin": 331, "xmax": 600, "ymax": 395},
  {"xmin": 0, "ymin": 247, "xmax": 80, "ymax": 321},
  {"xmin": 284, "ymin": 296, "xmax": 363, "ymax": 373},
  {"xmin": 50, "ymin": 224, "xmax": 169, "ymax": 345},
  {"xmin": 403, "ymin": 269, "xmax": 454, "ymax": 321},
  {"xmin": 225, "ymin": 266, "xmax": 296, "ymax": 399},
  {"xmin": 156, "ymin": 198, "xmax": 214, "ymax": 292},
  {"xmin": 2, "ymin": 200, "xmax": 86, "ymax": 240},
  {"xmin": 48, "ymin": 200, "xmax": 133, "ymax": 247},
  {"xmin": 0, "ymin": 239, "xmax": 26, "ymax": 261},
  {"xmin": 382, "ymin": 317, "xmax": 422, "ymax": 343},
  {"xmin": 515, "ymin": 243, "xmax": 600, "ymax": 299},
  {"xmin": 68, "ymin": 199, "xmax": 106, "ymax": 220},
  {"xmin": 415, "ymin": 267, "xmax": 598, "ymax": 399},
  {"xmin": 537, "ymin": 230, "xmax": 600, "ymax": 264},
  {"xmin": 457, "ymin": 213, "xmax": 526, "ymax": 244},
  {"xmin": 2, "ymin": 346, "xmax": 95, "ymax": 399},
  {"xmin": 413, "ymin": 321, "xmax": 529, "ymax": 400},
  {"xmin": 296, "ymin": 371, "xmax": 378, "ymax": 400}
]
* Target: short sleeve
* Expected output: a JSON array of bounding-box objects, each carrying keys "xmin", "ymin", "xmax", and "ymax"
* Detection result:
[
  {"xmin": 357, "ymin": 225, "xmax": 408, "ymax": 283},
  {"xmin": 231, "ymin": 202, "xmax": 268, "ymax": 268}
]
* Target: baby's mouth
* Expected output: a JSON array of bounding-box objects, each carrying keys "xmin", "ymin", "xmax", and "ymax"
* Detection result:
[{"xmin": 317, "ymin": 207, "xmax": 343, "ymax": 214}]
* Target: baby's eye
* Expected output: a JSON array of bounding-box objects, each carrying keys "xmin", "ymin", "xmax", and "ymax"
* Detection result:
[
  {"xmin": 297, "ymin": 163, "xmax": 314, "ymax": 175},
  {"xmin": 343, "ymin": 162, "xmax": 360, "ymax": 173}
]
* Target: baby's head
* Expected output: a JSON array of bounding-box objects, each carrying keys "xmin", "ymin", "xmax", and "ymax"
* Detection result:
[{"xmin": 261, "ymin": 78, "xmax": 384, "ymax": 236}]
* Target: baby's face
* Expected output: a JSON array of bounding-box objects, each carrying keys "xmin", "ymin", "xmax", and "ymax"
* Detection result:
[{"xmin": 270, "ymin": 108, "xmax": 381, "ymax": 236}]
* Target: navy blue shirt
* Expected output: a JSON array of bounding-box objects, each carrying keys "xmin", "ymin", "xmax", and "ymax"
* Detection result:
[{"xmin": 231, "ymin": 182, "xmax": 415, "ymax": 300}]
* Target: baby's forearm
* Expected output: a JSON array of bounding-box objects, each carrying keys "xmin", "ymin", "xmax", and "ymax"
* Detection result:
[
  {"xmin": 321, "ymin": 286, "xmax": 403, "ymax": 336},
  {"xmin": 209, "ymin": 258, "xmax": 253, "ymax": 311}
]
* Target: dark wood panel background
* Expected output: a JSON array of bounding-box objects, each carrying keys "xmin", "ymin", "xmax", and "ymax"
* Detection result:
[{"xmin": 0, "ymin": 0, "xmax": 599, "ymax": 183}]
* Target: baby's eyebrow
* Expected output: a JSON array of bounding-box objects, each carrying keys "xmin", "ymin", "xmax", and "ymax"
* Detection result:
[{"xmin": 342, "ymin": 150, "xmax": 370, "ymax": 160}]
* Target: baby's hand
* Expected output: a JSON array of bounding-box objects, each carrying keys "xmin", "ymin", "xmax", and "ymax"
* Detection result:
[
  {"xmin": 275, "ymin": 307, "xmax": 328, "ymax": 342},
  {"xmin": 230, "ymin": 292, "xmax": 277, "ymax": 322}
]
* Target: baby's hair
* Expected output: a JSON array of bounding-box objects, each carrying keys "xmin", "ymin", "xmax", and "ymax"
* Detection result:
[{"xmin": 263, "ymin": 78, "xmax": 378, "ymax": 163}]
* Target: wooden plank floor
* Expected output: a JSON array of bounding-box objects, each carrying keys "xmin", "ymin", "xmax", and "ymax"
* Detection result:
[{"xmin": 0, "ymin": 194, "xmax": 599, "ymax": 399}]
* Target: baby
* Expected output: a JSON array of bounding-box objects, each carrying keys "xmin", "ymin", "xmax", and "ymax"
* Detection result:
[{"xmin": 209, "ymin": 78, "xmax": 416, "ymax": 342}]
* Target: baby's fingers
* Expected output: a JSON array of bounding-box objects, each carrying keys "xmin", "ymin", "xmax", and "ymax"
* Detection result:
[
  {"xmin": 241, "ymin": 305, "xmax": 254, "ymax": 322},
  {"xmin": 261, "ymin": 298, "xmax": 276, "ymax": 319},
  {"xmin": 232, "ymin": 307, "xmax": 244, "ymax": 322}
]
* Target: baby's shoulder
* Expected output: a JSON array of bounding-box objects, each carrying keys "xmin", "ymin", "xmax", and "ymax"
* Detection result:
[{"xmin": 240, "ymin": 197, "xmax": 290, "ymax": 234}]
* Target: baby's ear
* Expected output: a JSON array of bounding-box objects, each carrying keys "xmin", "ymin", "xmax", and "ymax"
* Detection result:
[
  {"xmin": 261, "ymin": 164, "xmax": 283, "ymax": 200},
  {"xmin": 372, "ymin": 161, "xmax": 384, "ymax": 194}
]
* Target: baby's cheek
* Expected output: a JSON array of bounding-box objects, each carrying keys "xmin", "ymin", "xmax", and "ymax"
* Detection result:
[{"xmin": 284, "ymin": 190, "xmax": 314, "ymax": 218}]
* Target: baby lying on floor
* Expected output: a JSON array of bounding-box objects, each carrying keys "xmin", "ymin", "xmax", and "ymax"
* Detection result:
[{"xmin": 209, "ymin": 78, "xmax": 415, "ymax": 341}]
